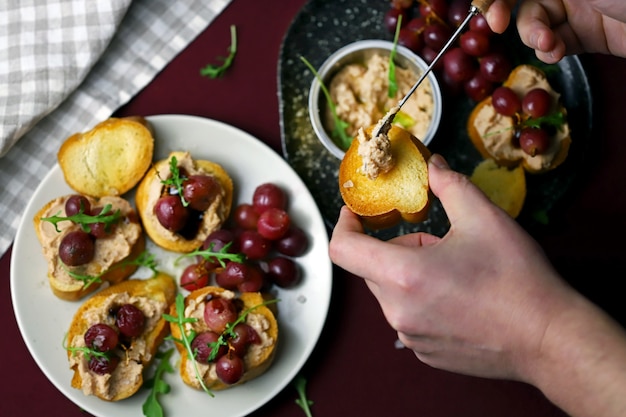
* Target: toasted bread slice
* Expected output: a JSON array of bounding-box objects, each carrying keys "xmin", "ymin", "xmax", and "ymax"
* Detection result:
[
  {"xmin": 33, "ymin": 194, "xmax": 144, "ymax": 300},
  {"xmin": 66, "ymin": 274, "xmax": 177, "ymax": 401},
  {"xmin": 338, "ymin": 125, "xmax": 431, "ymax": 230},
  {"xmin": 467, "ymin": 65, "xmax": 571, "ymax": 174},
  {"xmin": 58, "ymin": 117, "xmax": 154, "ymax": 197},
  {"xmin": 470, "ymin": 158, "xmax": 526, "ymax": 218},
  {"xmin": 135, "ymin": 151, "xmax": 233, "ymax": 253},
  {"xmin": 169, "ymin": 286, "xmax": 278, "ymax": 391}
]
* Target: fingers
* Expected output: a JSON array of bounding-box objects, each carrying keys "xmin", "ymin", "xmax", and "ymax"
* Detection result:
[
  {"xmin": 427, "ymin": 154, "xmax": 504, "ymax": 228},
  {"xmin": 482, "ymin": 0, "xmax": 518, "ymax": 33},
  {"xmin": 516, "ymin": 0, "xmax": 568, "ymax": 63}
]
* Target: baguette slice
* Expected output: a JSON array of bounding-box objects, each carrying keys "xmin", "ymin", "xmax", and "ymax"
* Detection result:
[
  {"xmin": 470, "ymin": 158, "xmax": 526, "ymax": 218},
  {"xmin": 136, "ymin": 151, "xmax": 233, "ymax": 253},
  {"xmin": 33, "ymin": 194, "xmax": 144, "ymax": 301},
  {"xmin": 58, "ymin": 117, "xmax": 154, "ymax": 197},
  {"xmin": 66, "ymin": 274, "xmax": 177, "ymax": 401},
  {"xmin": 467, "ymin": 65, "xmax": 571, "ymax": 174},
  {"xmin": 338, "ymin": 125, "xmax": 432, "ymax": 230},
  {"xmin": 169, "ymin": 286, "xmax": 278, "ymax": 391}
]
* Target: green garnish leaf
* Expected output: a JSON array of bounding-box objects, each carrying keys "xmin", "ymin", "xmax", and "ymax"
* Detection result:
[
  {"xmin": 520, "ymin": 111, "xmax": 566, "ymax": 130},
  {"xmin": 41, "ymin": 204, "xmax": 121, "ymax": 234},
  {"xmin": 142, "ymin": 348, "xmax": 175, "ymax": 417},
  {"xmin": 160, "ymin": 156, "xmax": 189, "ymax": 207},
  {"xmin": 63, "ymin": 333, "xmax": 110, "ymax": 360},
  {"xmin": 300, "ymin": 56, "xmax": 353, "ymax": 150},
  {"xmin": 62, "ymin": 249, "xmax": 160, "ymax": 290},
  {"xmin": 293, "ymin": 375, "xmax": 314, "ymax": 417},
  {"xmin": 532, "ymin": 209, "xmax": 550, "ymax": 225},
  {"xmin": 175, "ymin": 241, "xmax": 246, "ymax": 267},
  {"xmin": 206, "ymin": 298, "xmax": 279, "ymax": 362},
  {"xmin": 388, "ymin": 14, "xmax": 402, "ymax": 98},
  {"xmin": 393, "ymin": 110, "xmax": 415, "ymax": 129},
  {"xmin": 200, "ymin": 25, "xmax": 237, "ymax": 78},
  {"xmin": 163, "ymin": 293, "xmax": 214, "ymax": 397}
]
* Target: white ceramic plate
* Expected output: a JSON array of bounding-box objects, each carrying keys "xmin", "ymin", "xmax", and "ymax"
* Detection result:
[{"xmin": 11, "ymin": 114, "xmax": 332, "ymax": 417}]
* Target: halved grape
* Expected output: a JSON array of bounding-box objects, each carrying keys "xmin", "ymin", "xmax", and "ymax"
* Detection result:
[
  {"xmin": 492, "ymin": 86, "xmax": 522, "ymax": 116},
  {"xmin": 84, "ymin": 323, "xmax": 119, "ymax": 352},
  {"xmin": 58, "ymin": 230, "xmax": 95, "ymax": 266},
  {"xmin": 215, "ymin": 353, "xmax": 244, "ymax": 385},
  {"xmin": 115, "ymin": 304, "xmax": 145, "ymax": 338},
  {"xmin": 522, "ymin": 88, "xmax": 552, "ymax": 118}
]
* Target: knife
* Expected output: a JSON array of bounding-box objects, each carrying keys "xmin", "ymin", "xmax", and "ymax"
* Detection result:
[{"xmin": 372, "ymin": 0, "xmax": 495, "ymax": 138}]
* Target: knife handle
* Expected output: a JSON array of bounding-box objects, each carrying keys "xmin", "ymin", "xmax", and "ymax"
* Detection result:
[{"xmin": 471, "ymin": 0, "xmax": 495, "ymax": 14}]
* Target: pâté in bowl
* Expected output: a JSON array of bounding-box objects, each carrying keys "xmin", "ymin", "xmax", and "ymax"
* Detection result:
[{"xmin": 307, "ymin": 39, "xmax": 442, "ymax": 159}]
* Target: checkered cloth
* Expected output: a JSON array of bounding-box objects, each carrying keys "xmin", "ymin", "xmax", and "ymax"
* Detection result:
[{"xmin": 0, "ymin": 0, "xmax": 232, "ymax": 256}]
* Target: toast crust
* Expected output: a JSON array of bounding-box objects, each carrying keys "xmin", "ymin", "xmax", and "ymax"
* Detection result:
[
  {"xmin": 58, "ymin": 117, "xmax": 154, "ymax": 197},
  {"xmin": 339, "ymin": 125, "xmax": 431, "ymax": 229},
  {"xmin": 135, "ymin": 151, "xmax": 233, "ymax": 253},
  {"xmin": 470, "ymin": 158, "xmax": 527, "ymax": 218},
  {"xmin": 169, "ymin": 286, "xmax": 278, "ymax": 391},
  {"xmin": 33, "ymin": 194, "xmax": 144, "ymax": 301},
  {"xmin": 467, "ymin": 65, "xmax": 571, "ymax": 174},
  {"xmin": 66, "ymin": 274, "xmax": 177, "ymax": 401}
]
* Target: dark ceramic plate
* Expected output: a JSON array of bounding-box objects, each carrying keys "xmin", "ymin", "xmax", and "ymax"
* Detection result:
[{"xmin": 278, "ymin": 0, "xmax": 593, "ymax": 239}]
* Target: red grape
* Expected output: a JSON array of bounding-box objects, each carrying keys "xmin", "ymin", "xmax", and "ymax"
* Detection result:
[
  {"xmin": 423, "ymin": 22, "xmax": 452, "ymax": 52},
  {"xmin": 479, "ymin": 52, "xmax": 512, "ymax": 83},
  {"xmin": 443, "ymin": 47, "xmax": 476, "ymax": 82},
  {"xmin": 460, "ymin": 30, "xmax": 490, "ymax": 57},
  {"xmin": 115, "ymin": 304, "xmax": 145, "ymax": 338},
  {"xmin": 267, "ymin": 256, "xmax": 301, "ymax": 288},
  {"xmin": 252, "ymin": 183, "xmax": 287, "ymax": 214},
  {"xmin": 522, "ymin": 88, "xmax": 552, "ymax": 118},
  {"xmin": 256, "ymin": 208, "xmax": 290, "ymax": 240},
  {"xmin": 84, "ymin": 323, "xmax": 119, "ymax": 352},
  {"xmin": 491, "ymin": 86, "xmax": 522, "ymax": 116},
  {"xmin": 203, "ymin": 296, "xmax": 238, "ymax": 333},
  {"xmin": 464, "ymin": 72, "xmax": 494, "ymax": 102},
  {"xmin": 519, "ymin": 127, "xmax": 550, "ymax": 156},
  {"xmin": 232, "ymin": 203, "xmax": 259, "ymax": 230},
  {"xmin": 182, "ymin": 174, "xmax": 220, "ymax": 211},
  {"xmin": 65, "ymin": 195, "xmax": 91, "ymax": 217},
  {"xmin": 58, "ymin": 230, "xmax": 95, "ymax": 266},
  {"xmin": 238, "ymin": 229, "xmax": 270, "ymax": 260},
  {"xmin": 154, "ymin": 195, "xmax": 189, "ymax": 232},
  {"xmin": 275, "ymin": 225, "xmax": 308, "ymax": 257},
  {"xmin": 215, "ymin": 353, "xmax": 244, "ymax": 384},
  {"xmin": 191, "ymin": 331, "xmax": 226, "ymax": 363},
  {"xmin": 180, "ymin": 263, "xmax": 210, "ymax": 291}
]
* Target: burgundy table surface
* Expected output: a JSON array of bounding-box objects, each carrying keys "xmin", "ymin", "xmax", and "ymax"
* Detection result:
[{"xmin": 3, "ymin": 0, "xmax": 626, "ymax": 416}]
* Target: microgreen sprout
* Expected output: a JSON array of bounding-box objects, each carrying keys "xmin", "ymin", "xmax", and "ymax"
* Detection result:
[
  {"xmin": 205, "ymin": 298, "xmax": 279, "ymax": 362},
  {"xmin": 63, "ymin": 333, "xmax": 110, "ymax": 361},
  {"xmin": 175, "ymin": 241, "xmax": 246, "ymax": 267},
  {"xmin": 200, "ymin": 25, "xmax": 237, "ymax": 78},
  {"xmin": 41, "ymin": 204, "xmax": 121, "ymax": 234},
  {"xmin": 293, "ymin": 375, "xmax": 314, "ymax": 417},
  {"xmin": 160, "ymin": 156, "xmax": 189, "ymax": 207},
  {"xmin": 388, "ymin": 14, "xmax": 402, "ymax": 98},
  {"xmin": 62, "ymin": 249, "xmax": 159, "ymax": 290},
  {"xmin": 163, "ymin": 293, "xmax": 214, "ymax": 397},
  {"xmin": 300, "ymin": 56, "xmax": 352, "ymax": 150},
  {"xmin": 142, "ymin": 348, "xmax": 175, "ymax": 417},
  {"xmin": 483, "ymin": 110, "xmax": 566, "ymax": 138}
]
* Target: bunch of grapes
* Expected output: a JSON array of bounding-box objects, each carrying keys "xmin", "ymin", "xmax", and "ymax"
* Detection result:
[
  {"xmin": 384, "ymin": 0, "xmax": 513, "ymax": 102},
  {"xmin": 492, "ymin": 85, "xmax": 558, "ymax": 156},
  {"xmin": 81, "ymin": 303, "xmax": 146, "ymax": 375},
  {"xmin": 179, "ymin": 182, "xmax": 309, "ymax": 292}
]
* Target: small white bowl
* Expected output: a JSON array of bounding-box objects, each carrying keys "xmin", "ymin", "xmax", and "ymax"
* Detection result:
[{"xmin": 308, "ymin": 40, "xmax": 442, "ymax": 159}]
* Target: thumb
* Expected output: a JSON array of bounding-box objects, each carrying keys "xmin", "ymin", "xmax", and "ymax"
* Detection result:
[{"xmin": 427, "ymin": 154, "xmax": 501, "ymax": 226}]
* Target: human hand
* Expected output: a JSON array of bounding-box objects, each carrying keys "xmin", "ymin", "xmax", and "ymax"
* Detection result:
[
  {"xmin": 328, "ymin": 154, "xmax": 577, "ymax": 382},
  {"xmin": 482, "ymin": 0, "xmax": 626, "ymax": 63}
]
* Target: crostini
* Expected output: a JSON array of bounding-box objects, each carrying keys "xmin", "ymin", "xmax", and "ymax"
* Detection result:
[
  {"xmin": 168, "ymin": 286, "xmax": 278, "ymax": 391},
  {"xmin": 64, "ymin": 274, "xmax": 176, "ymax": 401},
  {"xmin": 135, "ymin": 151, "xmax": 233, "ymax": 253},
  {"xmin": 34, "ymin": 194, "xmax": 145, "ymax": 300},
  {"xmin": 338, "ymin": 124, "xmax": 432, "ymax": 230}
]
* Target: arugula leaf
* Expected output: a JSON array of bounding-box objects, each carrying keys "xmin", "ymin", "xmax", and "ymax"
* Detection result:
[
  {"xmin": 142, "ymin": 348, "xmax": 175, "ymax": 417},
  {"xmin": 200, "ymin": 25, "xmax": 237, "ymax": 78},
  {"xmin": 41, "ymin": 204, "xmax": 121, "ymax": 234},
  {"xmin": 293, "ymin": 375, "xmax": 314, "ymax": 417},
  {"xmin": 163, "ymin": 293, "xmax": 214, "ymax": 397},
  {"xmin": 63, "ymin": 333, "xmax": 110, "ymax": 361},
  {"xmin": 159, "ymin": 156, "xmax": 189, "ymax": 207},
  {"xmin": 388, "ymin": 14, "xmax": 402, "ymax": 98},
  {"xmin": 175, "ymin": 241, "xmax": 245, "ymax": 267},
  {"xmin": 206, "ymin": 298, "xmax": 279, "ymax": 362},
  {"xmin": 300, "ymin": 56, "xmax": 352, "ymax": 150},
  {"xmin": 62, "ymin": 249, "xmax": 159, "ymax": 290}
]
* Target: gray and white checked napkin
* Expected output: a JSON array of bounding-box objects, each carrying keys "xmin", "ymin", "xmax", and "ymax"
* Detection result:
[{"xmin": 0, "ymin": 0, "xmax": 232, "ymax": 256}]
